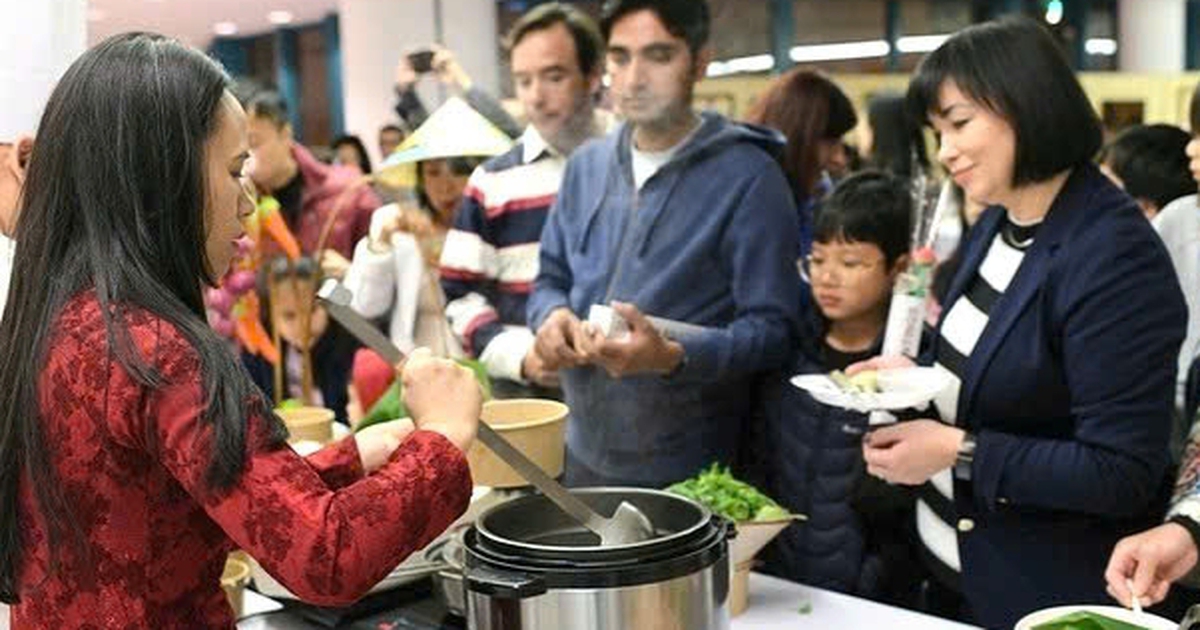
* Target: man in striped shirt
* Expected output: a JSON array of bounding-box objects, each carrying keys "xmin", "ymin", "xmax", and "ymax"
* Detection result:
[{"xmin": 439, "ymin": 3, "xmax": 606, "ymax": 392}]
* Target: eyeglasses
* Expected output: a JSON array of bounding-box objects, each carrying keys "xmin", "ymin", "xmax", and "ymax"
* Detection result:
[{"xmin": 799, "ymin": 255, "xmax": 887, "ymax": 283}]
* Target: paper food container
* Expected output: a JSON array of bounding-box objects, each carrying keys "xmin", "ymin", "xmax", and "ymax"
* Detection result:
[
  {"xmin": 729, "ymin": 516, "xmax": 804, "ymax": 616},
  {"xmin": 276, "ymin": 406, "xmax": 335, "ymax": 445},
  {"xmin": 221, "ymin": 557, "xmax": 251, "ymax": 617},
  {"xmin": 467, "ymin": 399, "xmax": 568, "ymax": 488}
]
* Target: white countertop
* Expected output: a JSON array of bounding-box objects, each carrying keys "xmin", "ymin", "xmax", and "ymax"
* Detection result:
[
  {"xmin": 733, "ymin": 573, "xmax": 981, "ymax": 629},
  {"xmin": 236, "ymin": 573, "xmax": 982, "ymax": 629},
  {"xmin": 0, "ymin": 574, "xmax": 982, "ymax": 629}
]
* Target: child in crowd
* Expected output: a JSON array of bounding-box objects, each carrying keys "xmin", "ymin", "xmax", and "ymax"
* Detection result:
[
  {"xmin": 755, "ymin": 171, "xmax": 921, "ymax": 606},
  {"xmin": 242, "ymin": 256, "xmax": 361, "ymax": 425},
  {"xmin": 1098, "ymin": 123, "xmax": 1193, "ymax": 220}
]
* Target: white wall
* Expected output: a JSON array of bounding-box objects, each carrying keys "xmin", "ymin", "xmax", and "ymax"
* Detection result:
[
  {"xmin": 338, "ymin": 0, "xmax": 500, "ymax": 167},
  {"xmin": 1118, "ymin": 0, "xmax": 1185, "ymax": 72},
  {"xmin": 0, "ymin": 0, "xmax": 88, "ymax": 138}
]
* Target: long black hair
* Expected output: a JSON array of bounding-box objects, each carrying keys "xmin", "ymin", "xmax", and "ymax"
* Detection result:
[{"xmin": 0, "ymin": 32, "xmax": 286, "ymax": 602}]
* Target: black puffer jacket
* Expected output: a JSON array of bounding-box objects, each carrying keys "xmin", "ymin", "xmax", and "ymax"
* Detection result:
[{"xmin": 750, "ymin": 309, "xmax": 918, "ymax": 600}]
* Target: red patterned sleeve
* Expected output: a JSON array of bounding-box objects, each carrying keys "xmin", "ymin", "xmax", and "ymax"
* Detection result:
[
  {"xmin": 146, "ymin": 344, "xmax": 472, "ymax": 607},
  {"xmin": 304, "ymin": 436, "xmax": 365, "ymax": 490}
]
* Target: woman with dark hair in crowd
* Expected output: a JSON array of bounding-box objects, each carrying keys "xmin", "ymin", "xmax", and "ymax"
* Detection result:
[
  {"xmin": 333, "ymin": 134, "xmax": 374, "ymax": 175},
  {"xmin": 852, "ymin": 18, "xmax": 1185, "ymax": 627},
  {"xmin": 0, "ymin": 32, "xmax": 481, "ymax": 626},
  {"xmin": 744, "ymin": 68, "xmax": 857, "ymax": 254},
  {"xmin": 861, "ymin": 92, "xmax": 930, "ymax": 180}
]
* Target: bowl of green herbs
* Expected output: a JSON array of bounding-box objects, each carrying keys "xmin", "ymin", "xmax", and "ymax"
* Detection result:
[
  {"xmin": 1016, "ymin": 605, "xmax": 1175, "ymax": 630},
  {"xmin": 666, "ymin": 463, "xmax": 804, "ymax": 565}
]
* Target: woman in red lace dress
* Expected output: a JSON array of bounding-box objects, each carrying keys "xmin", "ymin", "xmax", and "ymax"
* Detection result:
[{"xmin": 0, "ymin": 33, "xmax": 481, "ymax": 628}]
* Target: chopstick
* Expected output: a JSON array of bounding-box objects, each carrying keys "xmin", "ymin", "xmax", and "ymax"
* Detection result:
[{"xmin": 1126, "ymin": 578, "xmax": 1143, "ymax": 614}]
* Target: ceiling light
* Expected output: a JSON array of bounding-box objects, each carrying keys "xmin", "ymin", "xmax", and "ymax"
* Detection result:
[
  {"xmin": 897, "ymin": 34, "xmax": 951, "ymax": 54},
  {"xmin": 1046, "ymin": 0, "xmax": 1065, "ymax": 25},
  {"xmin": 213, "ymin": 21, "xmax": 238, "ymax": 36},
  {"xmin": 790, "ymin": 40, "xmax": 890, "ymax": 63},
  {"xmin": 1085, "ymin": 38, "xmax": 1117, "ymax": 56},
  {"xmin": 1045, "ymin": 0, "xmax": 1064, "ymax": 25},
  {"xmin": 268, "ymin": 10, "xmax": 294, "ymax": 25}
]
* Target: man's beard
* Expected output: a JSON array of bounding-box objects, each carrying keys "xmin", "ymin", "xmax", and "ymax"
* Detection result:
[{"xmin": 545, "ymin": 98, "xmax": 596, "ymax": 155}]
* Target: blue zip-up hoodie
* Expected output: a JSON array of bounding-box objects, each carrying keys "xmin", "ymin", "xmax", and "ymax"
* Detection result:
[{"xmin": 528, "ymin": 111, "xmax": 802, "ymax": 486}]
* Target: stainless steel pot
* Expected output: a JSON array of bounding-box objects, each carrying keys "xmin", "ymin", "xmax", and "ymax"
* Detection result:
[
  {"xmin": 462, "ymin": 488, "xmax": 731, "ymax": 630},
  {"xmin": 426, "ymin": 530, "xmax": 467, "ymax": 617}
]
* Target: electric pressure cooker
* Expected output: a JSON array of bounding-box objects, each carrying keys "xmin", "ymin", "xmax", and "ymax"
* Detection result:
[{"xmin": 461, "ymin": 487, "xmax": 731, "ymax": 630}]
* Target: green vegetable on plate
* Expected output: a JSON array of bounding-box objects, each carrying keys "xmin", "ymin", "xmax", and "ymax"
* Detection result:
[
  {"xmin": 1031, "ymin": 611, "xmax": 1150, "ymax": 630},
  {"xmin": 666, "ymin": 463, "xmax": 792, "ymax": 522}
]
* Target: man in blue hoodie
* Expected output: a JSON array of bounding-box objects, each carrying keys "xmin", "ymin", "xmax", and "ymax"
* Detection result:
[{"xmin": 527, "ymin": 0, "xmax": 802, "ymax": 488}]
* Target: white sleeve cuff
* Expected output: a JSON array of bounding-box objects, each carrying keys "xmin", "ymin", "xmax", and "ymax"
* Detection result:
[
  {"xmin": 478, "ymin": 326, "xmax": 535, "ymax": 383},
  {"xmin": 1170, "ymin": 496, "xmax": 1200, "ymax": 523},
  {"xmin": 343, "ymin": 237, "xmax": 398, "ymax": 318}
]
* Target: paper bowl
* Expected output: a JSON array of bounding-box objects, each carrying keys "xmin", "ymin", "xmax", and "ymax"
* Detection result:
[
  {"xmin": 221, "ymin": 557, "xmax": 251, "ymax": 617},
  {"xmin": 276, "ymin": 407, "xmax": 335, "ymax": 445},
  {"xmin": 467, "ymin": 399, "xmax": 568, "ymax": 488},
  {"xmin": 730, "ymin": 518, "xmax": 797, "ymax": 566},
  {"xmin": 729, "ymin": 559, "xmax": 755, "ymax": 617},
  {"xmin": 727, "ymin": 516, "xmax": 803, "ymax": 616}
]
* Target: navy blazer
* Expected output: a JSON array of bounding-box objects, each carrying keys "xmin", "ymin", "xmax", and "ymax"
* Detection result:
[{"xmin": 935, "ymin": 164, "xmax": 1187, "ymax": 628}]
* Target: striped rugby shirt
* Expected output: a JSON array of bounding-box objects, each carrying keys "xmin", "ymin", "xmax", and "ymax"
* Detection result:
[
  {"xmin": 919, "ymin": 216, "xmax": 1040, "ymax": 584},
  {"xmin": 439, "ymin": 126, "xmax": 567, "ymax": 382}
]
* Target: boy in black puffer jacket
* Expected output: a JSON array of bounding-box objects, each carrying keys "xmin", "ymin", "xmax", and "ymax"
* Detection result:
[{"xmin": 753, "ymin": 171, "xmax": 926, "ymax": 607}]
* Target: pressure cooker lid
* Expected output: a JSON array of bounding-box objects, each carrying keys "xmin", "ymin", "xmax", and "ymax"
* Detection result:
[
  {"xmin": 472, "ymin": 487, "xmax": 718, "ymax": 560},
  {"xmin": 465, "ymin": 488, "xmax": 730, "ymax": 591}
]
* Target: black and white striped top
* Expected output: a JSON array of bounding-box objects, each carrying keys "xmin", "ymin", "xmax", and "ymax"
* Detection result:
[{"xmin": 918, "ymin": 217, "xmax": 1040, "ymax": 581}]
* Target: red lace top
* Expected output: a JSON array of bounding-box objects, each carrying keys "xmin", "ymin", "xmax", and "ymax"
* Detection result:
[{"xmin": 10, "ymin": 293, "xmax": 472, "ymax": 628}]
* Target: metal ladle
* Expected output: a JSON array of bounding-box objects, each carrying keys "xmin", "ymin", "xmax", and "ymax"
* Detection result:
[{"xmin": 317, "ymin": 280, "xmax": 656, "ymax": 546}]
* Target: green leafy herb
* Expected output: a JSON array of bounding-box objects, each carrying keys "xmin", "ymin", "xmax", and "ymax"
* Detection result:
[
  {"xmin": 798, "ymin": 601, "xmax": 812, "ymax": 615},
  {"xmin": 666, "ymin": 463, "xmax": 790, "ymax": 522},
  {"xmin": 1031, "ymin": 611, "xmax": 1150, "ymax": 630}
]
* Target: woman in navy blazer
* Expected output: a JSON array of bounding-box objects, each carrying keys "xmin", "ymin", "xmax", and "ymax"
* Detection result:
[{"xmin": 854, "ymin": 18, "xmax": 1188, "ymax": 628}]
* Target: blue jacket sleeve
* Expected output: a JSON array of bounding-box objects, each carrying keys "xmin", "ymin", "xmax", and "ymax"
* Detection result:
[
  {"xmin": 670, "ymin": 166, "xmax": 802, "ymax": 384},
  {"xmin": 527, "ymin": 165, "xmax": 576, "ymax": 331},
  {"xmin": 971, "ymin": 221, "xmax": 1185, "ymax": 516}
]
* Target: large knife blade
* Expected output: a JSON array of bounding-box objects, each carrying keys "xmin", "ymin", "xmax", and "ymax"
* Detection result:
[
  {"xmin": 316, "ymin": 279, "xmax": 406, "ymax": 365},
  {"xmin": 314, "ymin": 279, "xmax": 653, "ymax": 544}
]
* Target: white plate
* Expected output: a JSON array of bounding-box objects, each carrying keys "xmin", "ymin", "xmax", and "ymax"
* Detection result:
[
  {"xmin": 1014, "ymin": 605, "xmax": 1176, "ymax": 630},
  {"xmin": 790, "ymin": 367, "xmax": 949, "ymax": 413}
]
